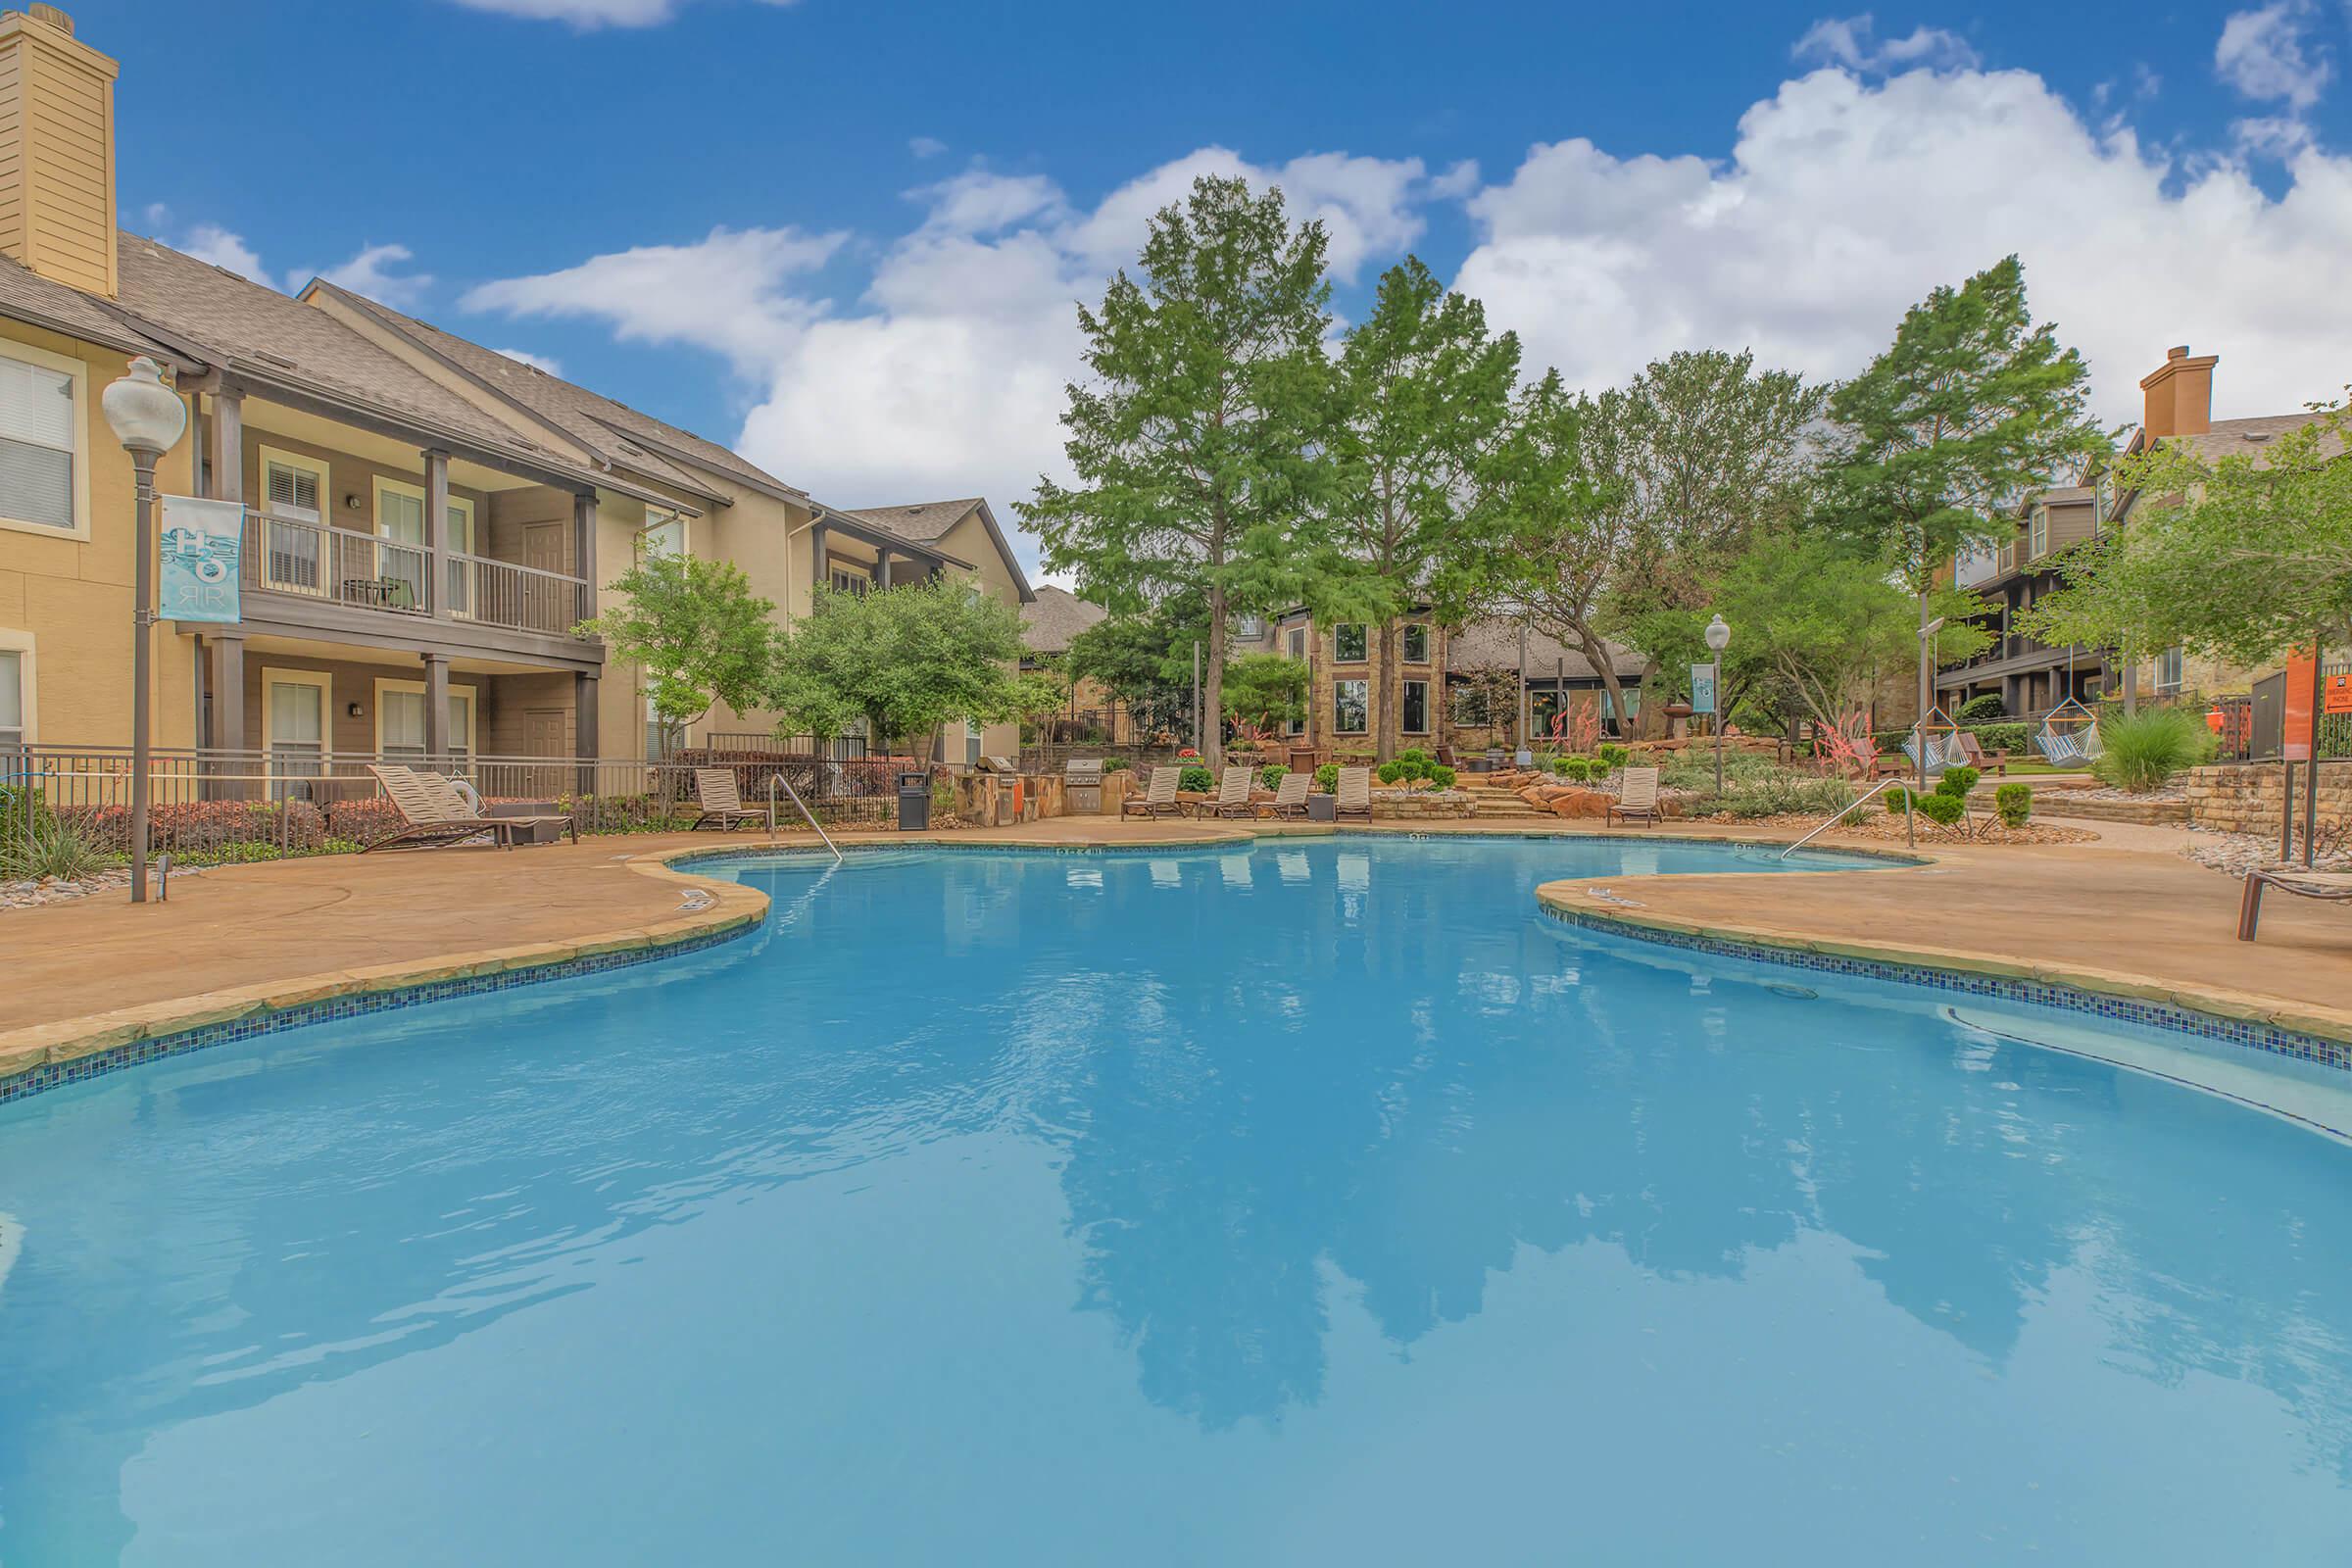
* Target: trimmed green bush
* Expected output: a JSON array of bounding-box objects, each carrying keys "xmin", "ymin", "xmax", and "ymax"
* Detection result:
[
  {"xmin": 1936, "ymin": 764, "xmax": 1980, "ymax": 800},
  {"xmin": 1970, "ymin": 721, "xmax": 2031, "ymax": 758},
  {"xmin": 1398, "ymin": 748, "xmax": 1429, "ymax": 765},
  {"xmin": 1554, "ymin": 756, "xmax": 1592, "ymax": 782},
  {"xmin": 1994, "ymin": 782, "xmax": 2033, "ymax": 828},
  {"xmin": 1315, "ymin": 763, "xmax": 1339, "ymax": 793},
  {"xmin": 1595, "ymin": 743, "xmax": 1630, "ymax": 768},
  {"xmin": 1101, "ymin": 756, "xmax": 1132, "ymax": 773},
  {"xmin": 1430, "ymin": 764, "xmax": 1456, "ymax": 789},
  {"xmin": 1179, "ymin": 765, "xmax": 1214, "ymax": 793},
  {"xmin": 1884, "ymin": 785, "xmax": 1913, "ymax": 813},
  {"xmin": 1258, "ymin": 764, "xmax": 1288, "ymax": 790},
  {"xmin": 1916, "ymin": 792, "xmax": 1966, "ymax": 826},
  {"xmin": 2090, "ymin": 708, "xmax": 2218, "ymax": 793},
  {"xmin": 1956, "ymin": 693, "xmax": 2006, "ymax": 723},
  {"xmin": 1376, "ymin": 760, "xmax": 1405, "ymax": 785}
]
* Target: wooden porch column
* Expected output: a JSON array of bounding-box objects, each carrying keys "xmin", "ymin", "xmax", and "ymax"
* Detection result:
[
  {"xmin": 877, "ymin": 552, "xmax": 892, "ymax": 590},
  {"xmin": 210, "ymin": 634, "xmax": 245, "ymax": 798},
  {"xmin": 573, "ymin": 491, "xmax": 599, "ymax": 615},
  {"xmin": 208, "ymin": 386, "xmax": 243, "ymax": 503},
  {"xmin": 422, "ymin": 447, "xmax": 450, "ymax": 617},
  {"xmin": 574, "ymin": 671, "xmax": 600, "ymax": 797},
  {"xmin": 423, "ymin": 653, "xmax": 451, "ymax": 762},
  {"xmin": 809, "ymin": 517, "xmax": 829, "ymax": 600}
]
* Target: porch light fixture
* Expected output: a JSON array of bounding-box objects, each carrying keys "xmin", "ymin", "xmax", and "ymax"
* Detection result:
[{"xmin": 101, "ymin": 356, "xmax": 189, "ymax": 905}]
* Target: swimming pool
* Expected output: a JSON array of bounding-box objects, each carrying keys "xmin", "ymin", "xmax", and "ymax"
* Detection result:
[{"xmin": 4, "ymin": 835, "xmax": 2350, "ymax": 1564}]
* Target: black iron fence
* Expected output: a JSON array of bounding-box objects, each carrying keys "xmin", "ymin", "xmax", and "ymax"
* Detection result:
[{"xmin": 706, "ymin": 732, "xmax": 869, "ymax": 760}]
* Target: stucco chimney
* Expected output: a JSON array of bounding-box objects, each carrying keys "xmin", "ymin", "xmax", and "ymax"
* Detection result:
[
  {"xmin": 2138, "ymin": 344, "xmax": 2217, "ymax": 440},
  {"xmin": 0, "ymin": 6, "xmax": 120, "ymax": 297}
]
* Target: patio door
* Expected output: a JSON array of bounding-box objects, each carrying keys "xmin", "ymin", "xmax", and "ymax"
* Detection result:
[
  {"xmin": 378, "ymin": 681, "xmax": 475, "ymax": 770},
  {"xmin": 375, "ymin": 480, "xmax": 475, "ymax": 614},
  {"xmin": 265, "ymin": 671, "xmax": 328, "ymax": 801}
]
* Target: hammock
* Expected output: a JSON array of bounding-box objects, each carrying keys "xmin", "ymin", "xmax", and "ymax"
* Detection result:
[
  {"xmin": 1901, "ymin": 706, "xmax": 1962, "ymax": 775},
  {"xmin": 2034, "ymin": 697, "xmax": 2098, "ymax": 765}
]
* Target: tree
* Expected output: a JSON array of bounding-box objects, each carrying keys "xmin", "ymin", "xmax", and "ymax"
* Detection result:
[
  {"xmin": 575, "ymin": 552, "xmax": 781, "ymax": 746},
  {"xmin": 2024, "ymin": 404, "xmax": 2352, "ymax": 672},
  {"xmin": 767, "ymin": 578, "xmax": 1034, "ymax": 758},
  {"xmin": 1313, "ymin": 256, "xmax": 1521, "ymax": 760},
  {"xmin": 1221, "ymin": 651, "xmax": 1308, "ymax": 734},
  {"xmin": 1020, "ymin": 175, "xmax": 1333, "ymax": 769},
  {"xmin": 1489, "ymin": 372, "xmax": 1632, "ymax": 726},
  {"xmin": 1820, "ymin": 256, "xmax": 2104, "ymax": 735},
  {"xmin": 1065, "ymin": 589, "xmax": 1207, "ymax": 742}
]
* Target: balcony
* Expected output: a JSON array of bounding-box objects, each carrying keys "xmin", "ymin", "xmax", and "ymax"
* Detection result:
[{"xmin": 242, "ymin": 510, "xmax": 590, "ymax": 640}]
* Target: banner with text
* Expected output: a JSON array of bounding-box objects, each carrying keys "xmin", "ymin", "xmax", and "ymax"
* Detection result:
[{"xmin": 158, "ymin": 496, "xmax": 245, "ymax": 623}]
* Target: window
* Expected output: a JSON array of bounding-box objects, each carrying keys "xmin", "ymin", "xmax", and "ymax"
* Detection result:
[
  {"xmin": 1402, "ymin": 623, "xmax": 1428, "ymax": 663},
  {"xmin": 259, "ymin": 448, "xmax": 329, "ymax": 595},
  {"xmin": 263, "ymin": 450, "xmax": 324, "ymax": 521},
  {"xmin": 2029, "ymin": 506, "xmax": 2048, "ymax": 559},
  {"xmin": 1236, "ymin": 614, "xmax": 1266, "ymax": 640},
  {"xmin": 263, "ymin": 669, "xmax": 330, "ymax": 802},
  {"xmin": 375, "ymin": 678, "xmax": 477, "ymax": 768},
  {"xmin": 1287, "ymin": 626, "xmax": 1307, "ymax": 661},
  {"xmin": 829, "ymin": 567, "xmax": 869, "ymax": 596},
  {"xmin": 374, "ymin": 477, "xmax": 474, "ymax": 613},
  {"xmin": 2154, "ymin": 646, "xmax": 2184, "ymax": 693},
  {"xmin": 0, "ymin": 637, "xmax": 27, "ymax": 752},
  {"xmin": 642, "ymin": 510, "xmax": 685, "ymax": 559},
  {"xmin": 0, "ymin": 347, "xmax": 80, "ymax": 535},
  {"xmin": 2094, "ymin": 473, "xmax": 2113, "ymax": 533},
  {"xmin": 1402, "ymin": 679, "xmax": 1429, "ymax": 734},
  {"xmin": 1335, "ymin": 624, "xmax": 1367, "ymax": 662},
  {"xmin": 1333, "ymin": 678, "xmax": 1368, "ymax": 733}
]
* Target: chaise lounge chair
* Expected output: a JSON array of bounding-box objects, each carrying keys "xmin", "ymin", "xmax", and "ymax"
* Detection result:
[
  {"xmin": 1263, "ymin": 771, "xmax": 1311, "ymax": 819},
  {"xmin": 363, "ymin": 763, "xmax": 511, "ymax": 853},
  {"xmin": 416, "ymin": 769, "xmax": 577, "ymax": 847},
  {"xmin": 1334, "ymin": 765, "xmax": 1372, "ymax": 823},
  {"xmin": 1202, "ymin": 765, "xmax": 1256, "ymax": 819},
  {"xmin": 1607, "ymin": 765, "xmax": 1662, "ymax": 827},
  {"xmin": 1123, "ymin": 765, "xmax": 1182, "ymax": 819},
  {"xmin": 2237, "ymin": 866, "xmax": 2352, "ymax": 941},
  {"xmin": 692, "ymin": 767, "xmax": 771, "ymax": 832}
]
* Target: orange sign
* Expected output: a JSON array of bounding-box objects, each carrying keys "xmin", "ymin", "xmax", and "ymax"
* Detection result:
[{"xmin": 2328, "ymin": 671, "xmax": 2352, "ymax": 715}]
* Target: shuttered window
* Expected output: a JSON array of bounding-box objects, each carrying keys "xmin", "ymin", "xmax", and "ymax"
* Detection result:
[
  {"xmin": 0, "ymin": 353, "xmax": 76, "ymax": 531},
  {"xmin": 265, "ymin": 459, "xmax": 321, "ymax": 521}
]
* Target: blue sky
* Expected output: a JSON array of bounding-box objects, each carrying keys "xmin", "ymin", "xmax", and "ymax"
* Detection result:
[{"xmin": 70, "ymin": 0, "xmax": 2352, "ymax": 576}]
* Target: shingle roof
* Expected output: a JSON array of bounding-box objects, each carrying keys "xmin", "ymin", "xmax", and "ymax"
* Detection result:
[
  {"xmin": 0, "ymin": 252, "xmax": 178, "ymax": 360},
  {"xmin": 848, "ymin": 498, "xmax": 986, "ymax": 544},
  {"xmin": 314, "ymin": 283, "xmax": 804, "ymax": 504},
  {"xmin": 1446, "ymin": 618, "xmax": 1646, "ymax": 680},
  {"xmin": 2172, "ymin": 414, "xmax": 2346, "ymax": 466},
  {"xmin": 1021, "ymin": 584, "xmax": 1106, "ymax": 654}
]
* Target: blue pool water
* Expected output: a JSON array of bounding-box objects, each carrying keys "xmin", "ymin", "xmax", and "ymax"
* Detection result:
[{"xmin": 4, "ymin": 835, "xmax": 2352, "ymax": 1564}]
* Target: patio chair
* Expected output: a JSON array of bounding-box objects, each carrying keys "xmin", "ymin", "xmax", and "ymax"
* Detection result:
[
  {"xmin": 362, "ymin": 763, "xmax": 508, "ymax": 853},
  {"xmin": 1334, "ymin": 765, "xmax": 1373, "ymax": 822},
  {"xmin": 417, "ymin": 770, "xmax": 577, "ymax": 847},
  {"xmin": 1122, "ymin": 765, "xmax": 1182, "ymax": 819},
  {"xmin": 1202, "ymin": 765, "xmax": 1256, "ymax": 818},
  {"xmin": 692, "ymin": 767, "xmax": 769, "ymax": 832},
  {"xmin": 1949, "ymin": 730, "xmax": 2006, "ymax": 776},
  {"xmin": 1264, "ymin": 771, "xmax": 1311, "ymax": 819},
  {"xmin": 2237, "ymin": 867, "xmax": 2352, "ymax": 941},
  {"xmin": 1607, "ymin": 765, "xmax": 1662, "ymax": 827}
]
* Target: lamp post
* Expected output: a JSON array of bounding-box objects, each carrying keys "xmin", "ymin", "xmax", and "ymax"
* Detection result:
[
  {"xmin": 102, "ymin": 357, "xmax": 189, "ymax": 905},
  {"xmin": 1704, "ymin": 613, "xmax": 1731, "ymax": 796}
]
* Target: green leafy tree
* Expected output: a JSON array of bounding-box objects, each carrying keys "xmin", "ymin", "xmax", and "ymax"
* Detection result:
[
  {"xmin": 2024, "ymin": 404, "xmax": 2352, "ymax": 666},
  {"xmin": 1020, "ymin": 174, "xmax": 1333, "ymax": 769},
  {"xmin": 1820, "ymin": 256, "xmax": 2104, "ymax": 731},
  {"xmin": 1065, "ymin": 589, "xmax": 1207, "ymax": 740},
  {"xmin": 767, "ymin": 578, "xmax": 1034, "ymax": 758},
  {"xmin": 575, "ymin": 553, "xmax": 782, "ymax": 746},
  {"xmin": 1221, "ymin": 651, "xmax": 1308, "ymax": 732},
  {"xmin": 1312, "ymin": 256, "xmax": 1521, "ymax": 759},
  {"xmin": 1490, "ymin": 372, "xmax": 1630, "ymax": 725}
]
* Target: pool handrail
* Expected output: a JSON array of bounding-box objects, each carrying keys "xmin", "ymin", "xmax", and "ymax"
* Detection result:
[
  {"xmin": 768, "ymin": 772, "xmax": 843, "ymax": 864},
  {"xmin": 1781, "ymin": 776, "xmax": 1913, "ymax": 859}
]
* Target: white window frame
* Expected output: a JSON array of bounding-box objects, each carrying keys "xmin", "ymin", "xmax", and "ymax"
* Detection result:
[
  {"xmin": 0, "ymin": 340, "xmax": 91, "ymax": 541},
  {"xmin": 1402, "ymin": 677, "xmax": 1431, "ymax": 734},
  {"xmin": 829, "ymin": 565, "xmax": 870, "ymax": 596},
  {"xmin": 0, "ymin": 627, "xmax": 35, "ymax": 747},
  {"xmin": 1334, "ymin": 624, "xmax": 1367, "ymax": 663},
  {"xmin": 1334, "ymin": 677, "xmax": 1369, "ymax": 734},
  {"xmin": 373, "ymin": 475, "xmax": 475, "ymax": 554},
  {"xmin": 258, "ymin": 445, "xmax": 328, "ymax": 523},
  {"xmin": 373, "ymin": 676, "xmax": 479, "ymax": 763},
  {"xmin": 640, "ymin": 508, "xmax": 687, "ymax": 560},
  {"xmin": 261, "ymin": 666, "xmax": 332, "ymax": 800},
  {"xmin": 2029, "ymin": 506, "xmax": 2048, "ymax": 559},
  {"xmin": 1287, "ymin": 626, "xmax": 1307, "ymax": 661},
  {"xmin": 2154, "ymin": 647, "xmax": 2184, "ymax": 694}
]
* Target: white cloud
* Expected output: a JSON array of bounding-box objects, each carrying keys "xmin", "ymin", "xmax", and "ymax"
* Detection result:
[
  {"xmin": 493, "ymin": 347, "xmax": 564, "ymax": 376},
  {"xmin": 443, "ymin": 0, "xmax": 795, "ymax": 26},
  {"xmin": 1457, "ymin": 63, "xmax": 2352, "ymax": 436},
  {"xmin": 298, "ymin": 242, "xmax": 434, "ymax": 308},
  {"xmin": 178, "ymin": 223, "xmax": 270, "ymax": 285},
  {"xmin": 2216, "ymin": 1, "xmax": 2332, "ymax": 109},
  {"xmin": 909, "ymin": 170, "xmax": 1069, "ymax": 235},
  {"xmin": 908, "ymin": 136, "xmax": 950, "ymax": 160},
  {"xmin": 1793, "ymin": 13, "xmax": 1979, "ymax": 73}
]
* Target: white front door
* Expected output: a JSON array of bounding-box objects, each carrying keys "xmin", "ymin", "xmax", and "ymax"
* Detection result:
[{"xmin": 266, "ymin": 674, "xmax": 327, "ymax": 800}]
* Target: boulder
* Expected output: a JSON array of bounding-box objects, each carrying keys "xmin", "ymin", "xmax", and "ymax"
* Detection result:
[{"xmin": 1547, "ymin": 788, "xmax": 1614, "ymax": 818}]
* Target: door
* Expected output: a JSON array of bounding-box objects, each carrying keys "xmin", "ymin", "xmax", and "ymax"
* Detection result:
[
  {"xmin": 373, "ymin": 483, "xmax": 429, "ymax": 611},
  {"xmin": 523, "ymin": 709, "xmax": 567, "ymax": 794},
  {"xmin": 523, "ymin": 523, "xmax": 566, "ymax": 574},
  {"xmin": 266, "ymin": 674, "xmax": 327, "ymax": 800}
]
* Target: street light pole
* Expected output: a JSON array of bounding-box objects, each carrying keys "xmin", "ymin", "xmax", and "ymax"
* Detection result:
[
  {"xmin": 1704, "ymin": 613, "xmax": 1731, "ymax": 797},
  {"xmin": 102, "ymin": 357, "xmax": 189, "ymax": 906}
]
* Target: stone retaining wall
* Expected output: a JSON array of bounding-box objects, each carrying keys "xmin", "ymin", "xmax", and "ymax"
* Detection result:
[
  {"xmin": 2183, "ymin": 761, "xmax": 2352, "ymax": 836},
  {"xmin": 1371, "ymin": 790, "xmax": 1477, "ymax": 820}
]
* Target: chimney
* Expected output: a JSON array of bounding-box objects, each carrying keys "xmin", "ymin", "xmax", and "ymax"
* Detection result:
[
  {"xmin": 2138, "ymin": 344, "xmax": 2217, "ymax": 440},
  {"xmin": 0, "ymin": 6, "xmax": 119, "ymax": 297}
]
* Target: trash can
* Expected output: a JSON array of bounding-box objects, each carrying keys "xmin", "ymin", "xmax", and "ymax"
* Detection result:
[
  {"xmin": 1064, "ymin": 758, "xmax": 1103, "ymax": 814},
  {"xmin": 897, "ymin": 771, "xmax": 931, "ymax": 831}
]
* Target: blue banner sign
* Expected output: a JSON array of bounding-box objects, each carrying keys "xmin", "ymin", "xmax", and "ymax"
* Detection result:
[
  {"xmin": 158, "ymin": 496, "xmax": 244, "ymax": 623},
  {"xmin": 1690, "ymin": 663, "xmax": 1717, "ymax": 715}
]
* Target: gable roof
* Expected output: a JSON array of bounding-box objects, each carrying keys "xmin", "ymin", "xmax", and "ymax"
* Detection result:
[
  {"xmin": 848, "ymin": 497, "xmax": 1035, "ymax": 603},
  {"xmin": 1021, "ymin": 584, "xmax": 1106, "ymax": 655},
  {"xmin": 307, "ymin": 281, "xmax": 808, "ymax": 507},
  {"xmin": 0, "ymin": 251, "xmax": 181, "ymax": 362},
  {"xmin": 1446, "ymin": 619, "xmax": 1646, "ymax": 680}
]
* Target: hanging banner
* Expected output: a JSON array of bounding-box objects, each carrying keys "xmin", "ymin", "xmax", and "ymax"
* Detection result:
[
  {"xmin": 1689, "ymin": 663, "xmax": 1717, "ymax": 715},
  {"xmin": 158, "ymin": 496, "xmax": 244, "ymax": 623}
]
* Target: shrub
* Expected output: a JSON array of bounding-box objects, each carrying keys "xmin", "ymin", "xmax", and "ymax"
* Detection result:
[
  {"xmin": 1994, "ymin": 782, "xmax": 2033, "ymax": 828},
  {"xmin": 1956, "ymin": 693, "xmax": 2007, "ymax": 723},
  {"xmin": 1101, "ymin": 757, "xmax": 1132, "ymax": 773},
  {"xmin": 1884, "ymin": 785, "xmax": 1913, "ymax": 813},
  {"xmin": 1376, "ymin": 760, "xmax": 1405, "ymax": 785},
  {"xmin": 1398, "ymin": 748, "xmax": 1429, "ymax": 765},
  {"xmin": 1971, "ymin": 721, "xmax": 2031, "ymax": 758},
  {"xmin": 1430, "ymin": 764, "xmax": 1456, "ymax": 789},
  {"xmin": 1916, "ymin": 792, "xmax": 1966, "ymax": 827},
  {"xmin": 1595, "ymin": 743, "xmax": 1630, "ymax": 768},
  {"xmin": 1552, "ymin": 756, "xmax": 1583, "ymax": 780},
  {"xmin": 0, "ymin": 812, "xmax": 110, "ymax": 881},
  {"xmin": 1935, "ymin": 765, "xmax": 1980, "ymax": 800},
  {"xmin": 1314, "ymin": 763, "xmax": 1339, "ymax": 793},
  {"xmin": 1258, "ymin": 764, "xmax": 1289, "ymax": 790},
  {"xmin": 1659, "ymin": 749, "xmax": 1782, "ymax": 794},
  {"xmin": 2090, "ymin": 708, "xmax": 2218, "ymax": 793},
  {"xmin": 1179, "ymin": 765, "xmax": 1214, "ymax": 794},
  {"xmin": 1685, "ymin": 773, "xmax": 1854, "ymax": 819}
]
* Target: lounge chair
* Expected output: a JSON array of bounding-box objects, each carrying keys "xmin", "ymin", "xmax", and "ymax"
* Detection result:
[
  {"xmin": 1122, "ymin": 765, "xmax": 1182, "ymax": 819},
  {"xmin": 362, "ymin": 763, "xmax": 508, "ymax": 853},
  {"xmin": 416, "ymin": 770, "xmax": 577, "ymax": 847},
  {"xmin": 1264, "ymin": 771, "xmax": 1311, "ymax": 819},
  {"xmin": 1202, "ymin": 765, "xmax": 1255, "ymax": 818},
  {"xmin": 1334, "ymin": 765, "xmax": 1372, "ymax": 822},
  {"xmin": 2237, "ymin": 867, "xmax": 2352, "ymax": 941},
  {"xmin": 1607, "ymin": 765, "xmax": 1662, "ymax": 827},
  {"xmin": 692, "ymin": 767, "xmax": 770, "ymax": 832},
  {"xmin": 1949, "ymin": 730, "xmax": 2006, "ymax": 776}
]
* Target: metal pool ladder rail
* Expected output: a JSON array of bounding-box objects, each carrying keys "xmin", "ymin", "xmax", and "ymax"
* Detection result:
[
  {"xmin": 1782, "ymin": 776, "xmax": 1913, "ymax": 859},
  {"xmin": 768, "ymin": 773, "xmax": 843, "ymax": 864}
]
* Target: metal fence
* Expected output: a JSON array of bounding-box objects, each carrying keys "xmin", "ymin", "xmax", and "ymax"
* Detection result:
[
  {"xmin": 705, "ymin": 732, "xmax": 869, "ymax": 760},
  {"xmin": 1, "ymin": 744, "xmax": 936, "ymax": 870}
]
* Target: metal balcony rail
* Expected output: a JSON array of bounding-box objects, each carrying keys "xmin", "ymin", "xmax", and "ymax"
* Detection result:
[{"xmin": 237, "ymin": 510, "xmax": 589, "ymax": 637}]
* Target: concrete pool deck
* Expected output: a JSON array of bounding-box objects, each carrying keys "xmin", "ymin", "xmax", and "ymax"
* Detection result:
[{"xmin": 5, "ymin": 813, "xmax": 2352, "ymax": 1091}]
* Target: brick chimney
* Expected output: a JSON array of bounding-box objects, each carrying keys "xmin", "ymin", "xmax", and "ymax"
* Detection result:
[
  {"xmin": 2138, "ymin": 344, "xmax": 2217, "ymax": 440},
  {"xmin": 0, "ymin": 6, "xmax": 119, "ymax": 297}
]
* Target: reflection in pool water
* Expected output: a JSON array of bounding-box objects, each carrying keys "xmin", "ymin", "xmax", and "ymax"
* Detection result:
[{"xmin": 2, "ymin": 837, "xmax": 2349, "ymax": 1565}]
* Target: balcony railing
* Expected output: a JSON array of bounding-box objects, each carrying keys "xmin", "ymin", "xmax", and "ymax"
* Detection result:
[{"xmin": 239, "ymin": 510, "xmax": 590, "ymax": 638}]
